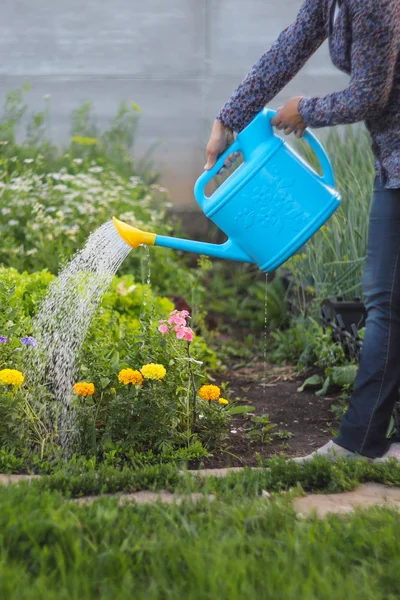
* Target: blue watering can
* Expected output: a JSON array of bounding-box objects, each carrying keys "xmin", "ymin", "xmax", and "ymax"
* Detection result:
[{"xmin": 113, "ymin": 108, "xmax": 341, "ymax": 272}]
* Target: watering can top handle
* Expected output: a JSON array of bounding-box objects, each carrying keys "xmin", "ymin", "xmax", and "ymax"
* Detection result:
[{"xmin": 265, "ymin": 109, "xmax": 335, "ymax": 188}]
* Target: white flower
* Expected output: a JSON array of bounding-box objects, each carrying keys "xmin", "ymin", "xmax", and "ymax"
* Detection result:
[
  {"xmin": 26, "ymin": 248, "xmax": 38, "ymax": 256},
  {"xmin": 53, "ymin": 184, "xmax": 69, "ymax": 193},
  {"xmin": 1, "ymin": 208, "xmax": 11, "ymax": 215},
  {"xmin": 8, "ymin": 219, "xmax": 19, "ymax": 226},
  {"xmin": 24, "ymin": 158, "xmax": 34, "ymax": 164},
  {"xmin": 88, "ymin": 166, "xmax": 103, "ymax": 174},
  {"xmin": 73, "ymin": 158, "xmax": 83, "ymax": 165}
]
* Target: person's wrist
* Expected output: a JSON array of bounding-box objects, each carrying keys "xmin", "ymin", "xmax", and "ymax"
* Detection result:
[{"xmin": 215, "ymin": 118, "xmax": 233, "ymax": 135}]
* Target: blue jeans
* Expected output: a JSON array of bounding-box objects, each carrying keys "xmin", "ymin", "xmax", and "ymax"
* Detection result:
[{"xmin": 335, "ymin": 179, "xmax": 400, "ymax": 458}]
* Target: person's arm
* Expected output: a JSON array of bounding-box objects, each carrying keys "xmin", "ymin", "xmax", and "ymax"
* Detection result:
[
  {"xmin": 298, "ymin": 0, "xmax": 398, "ymax": 127},
  {"xmin": 217, "ymin": 0, "xmax": 327, "ymax": 133}
]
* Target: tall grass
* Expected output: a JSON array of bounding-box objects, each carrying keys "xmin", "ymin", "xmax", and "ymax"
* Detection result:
[{"xmin": 285, "ymin": 125, "xmax": 375, "ymax": 312}]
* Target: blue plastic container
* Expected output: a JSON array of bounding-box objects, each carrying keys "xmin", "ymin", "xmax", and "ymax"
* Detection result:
[{"xmin": 194, "ymin": 108, "xmax": 341, "ymax": 272}]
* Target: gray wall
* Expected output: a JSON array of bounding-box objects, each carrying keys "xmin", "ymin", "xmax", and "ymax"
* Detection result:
[{"xmin": 0, "ymin": 0, "xmax": 348, "ymax": 208}]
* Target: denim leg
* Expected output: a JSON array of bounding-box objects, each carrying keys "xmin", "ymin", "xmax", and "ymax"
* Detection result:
[{"xmin": 335, "ymin": 182, "xmax": 400, "ymax": 458}]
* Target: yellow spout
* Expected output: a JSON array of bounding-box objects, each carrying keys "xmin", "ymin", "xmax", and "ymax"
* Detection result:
[{"xmin": 112, "ymin": 217, "xmax": 156, "ymax": 249}]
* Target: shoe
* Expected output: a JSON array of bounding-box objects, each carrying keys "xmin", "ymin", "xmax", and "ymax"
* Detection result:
[
  {"xmin": 291, "ymin": 440, "xmax": 370, "ymax": 464},
  {"xmin": 374, "ymin": 443, "xmax": 400, "ymax": 463}
]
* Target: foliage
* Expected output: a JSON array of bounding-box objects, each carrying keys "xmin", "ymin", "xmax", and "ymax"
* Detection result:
[
  {"xmin": 0, "ymin": 87, "xmax": 202, "ymax": 303},
  {"xmin": 285, "ymin": 126, "xmax": 374, "ymax": 313},
  {"xmin": 267, "ymin": 315, "xmax": 350, "ymax": 370},
  {"xmin": 198, "ymin": 258, "xmax": 289, "ymax": 331},
  {"xmin": 0, "ymin": 268, "xmax": 227, "ymax": 462},
  {"xmin": 0, "ymin": 85, "xmax": 154, "ymax": 181}
]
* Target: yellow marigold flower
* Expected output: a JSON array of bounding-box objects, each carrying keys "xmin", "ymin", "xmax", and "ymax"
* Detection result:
[
  {"xmin": 218, "ymin": 398, "xmax": 229, "ymax": 405},
  {"xmin": 140, "ymin": 363, "xmax": 166, "ymax": 381},
  {"xmin": 73, "ymin": 382, "xmax": 95, "ymax": 397},
  {"xmin": 199, "ymin": 384, "xmax": 221, "ymax": 401},
  {"xmin": 118, "ymin": 369, "xmax": 143, "ymax": 386},
  {"xmin": 0, "ymin": 369, "xmax": 24, "ymax": 387}
]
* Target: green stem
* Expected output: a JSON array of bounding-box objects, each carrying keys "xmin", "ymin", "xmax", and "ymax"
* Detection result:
[{"xmin": 187, "ymin": 342, "xmax": 197, "ymax": 425}]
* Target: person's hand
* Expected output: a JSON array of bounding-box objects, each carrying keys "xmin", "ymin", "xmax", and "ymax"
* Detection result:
[
  {"xmin": 204, "ymin": 120, "xmax": 237, "ymax": 172},
  {"xmin": 271, "ymin": 96, "xmax": 306, "ymax": 138}
]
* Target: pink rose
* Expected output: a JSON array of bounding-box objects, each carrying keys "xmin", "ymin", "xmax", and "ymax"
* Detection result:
[{"xmin": 158, "ymin": 324, "xmax": 169, "ymax": 335}]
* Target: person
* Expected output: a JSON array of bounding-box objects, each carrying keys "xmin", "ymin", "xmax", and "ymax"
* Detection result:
[{"xmin": 205, "ymin": 0, "xmax": 400, "ymax": 462}]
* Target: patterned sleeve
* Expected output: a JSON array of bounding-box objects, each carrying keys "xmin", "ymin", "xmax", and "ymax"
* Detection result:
[
  {"xmin": 298, "ymin": 0, "xmax": 398, "ymax": 127},
  {"xmin": 217, "ymin": 0, "xmax": 327, "ymax": 133}
]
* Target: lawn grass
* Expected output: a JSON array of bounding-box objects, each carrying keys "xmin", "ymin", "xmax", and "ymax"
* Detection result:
[
  {"xmin": 1, "ymin": 479, "xmax": 400, "ymax": 599},
  {"xmin": 1, "ymin": 459, "xmax": 400, "ymax": 599}
]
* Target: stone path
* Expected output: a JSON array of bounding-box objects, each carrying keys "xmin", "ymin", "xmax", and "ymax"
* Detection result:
[
  {"xmin": 2, "ymin": 471, "xmax": 400, "ymax": 516},
  {"xmin": 293, "ymin": 483, "xmax": 400, "ymax": 517}
]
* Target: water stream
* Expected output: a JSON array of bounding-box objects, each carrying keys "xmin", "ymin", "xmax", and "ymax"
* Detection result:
[
  {"xmin": 29, "ymin": 220, "xmax": 131, "ymax": 453},
  {"xmin": 263, "ymin": 274, "xmax": 269, "ymax": 396}
]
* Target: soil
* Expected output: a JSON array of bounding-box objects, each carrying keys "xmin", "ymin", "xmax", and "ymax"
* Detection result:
[{"xmin": 190, "ymin": 358, "xmax": 342, "ymax": 470}]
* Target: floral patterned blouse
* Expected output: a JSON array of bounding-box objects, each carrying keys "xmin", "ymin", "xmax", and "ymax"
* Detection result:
[{"xmin": 217, "ymin": 0, "xmax": 400, "ymax": 188}]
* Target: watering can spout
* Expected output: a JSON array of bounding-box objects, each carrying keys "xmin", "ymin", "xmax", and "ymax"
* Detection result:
[
  {"xmin": 112, "ymin": 216, "xmax": 253, "ymax": 264},
  {"xmin": 112, "ymin": 217, "xmax": 156, "ymax": 249}
]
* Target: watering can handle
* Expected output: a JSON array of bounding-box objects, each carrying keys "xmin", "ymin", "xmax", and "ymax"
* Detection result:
[
  {"xmin": 301, "ymin": 128, "xmax": 335, "ymax": 188},
  {"xmin": 194, "ymin": 139, "xmax": 241, "ymax": 212},
  {"xmin": 264, "ymin": 109, "xmax": 335, "ymax": 188}
]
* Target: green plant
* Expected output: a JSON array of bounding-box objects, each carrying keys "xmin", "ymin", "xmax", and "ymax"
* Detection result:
[
  {"xmin": 285, "ymin": 126, "xmax": 374, "ymax": 314},
  {"xmin": 246, "ymin": 414, "xmax": 277, "ymax": 444},
  {"xmin": 298, "ymin": 365, "xmax": 358, "ymax": 398}
]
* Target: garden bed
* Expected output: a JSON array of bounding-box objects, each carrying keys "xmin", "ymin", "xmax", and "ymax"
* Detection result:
[{"xmin": 190, "ymin": 357, "xmax": 341, "ymax": 469}]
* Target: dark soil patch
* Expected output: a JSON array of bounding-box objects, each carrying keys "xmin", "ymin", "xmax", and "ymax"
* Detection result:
[{"xmin": 191, "ymin": 359, "xmax": 342, "ymax": 469}]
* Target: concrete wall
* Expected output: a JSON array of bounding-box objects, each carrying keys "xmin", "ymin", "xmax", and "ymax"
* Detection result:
[{"xmin": 0, "ymin": 0, "xmax": 349, "ymax": 209}]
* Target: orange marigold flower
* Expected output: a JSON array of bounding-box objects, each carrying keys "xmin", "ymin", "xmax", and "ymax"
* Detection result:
[
  {"xmin": 199, "ymin": 384, "xmax": 221, "ymax": 401},
  {"xmin": 118, "ymin": 368, "xmax": 143, "ymax": 386},
  {"xmin": 73, "ymin": 382, "xmax": 95, "ymax": 397}
]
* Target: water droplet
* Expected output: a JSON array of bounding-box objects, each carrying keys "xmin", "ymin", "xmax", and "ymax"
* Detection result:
[{"xmin": 263, "ymin": 273, "xmax": 268, "ymax": 396}]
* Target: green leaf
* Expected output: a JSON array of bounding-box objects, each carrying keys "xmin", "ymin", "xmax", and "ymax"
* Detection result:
[
  {"xmin": 100, "ymin": 377, "xmax": 111, "ymax": 390},
  {"xmin": 315, "ymin": 376, "xmax": 331, "ymax": 397},
  {"xmin": 228, "ymin": 405, "xmax": 255, "ymax": 415},
  {"xmin": 297, "ymin": 375, "xmax": 323, "ymax": 392},
  {"xmin": 331, "ymin": 365, "xmax": 358, "ymax": 388}
]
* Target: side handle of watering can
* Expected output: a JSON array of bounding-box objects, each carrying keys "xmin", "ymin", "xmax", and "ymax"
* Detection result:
[
  {"xmin": 266, "ymin": 109, "xmax": 336, "ymax": 189},
  {"xmin": 194, "ymin": 139, "xmax": 241, "ymax": 212},
  {"xmin": 300, "ymin": 129, "xmax": 335, "ymax": 188}
]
